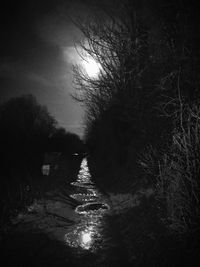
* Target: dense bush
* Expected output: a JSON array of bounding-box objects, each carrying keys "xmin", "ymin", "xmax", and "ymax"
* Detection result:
[{"xmin": 143, "ymin": 100, "xmax": 200, "ymax": 234}]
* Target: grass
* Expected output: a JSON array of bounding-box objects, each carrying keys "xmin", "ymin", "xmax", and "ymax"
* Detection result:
[{"xmin": 141, "ymin": 93, "xmax": 200, "ymax": 235}]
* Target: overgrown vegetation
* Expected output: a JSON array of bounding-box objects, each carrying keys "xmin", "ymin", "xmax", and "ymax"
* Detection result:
[
  {"xmin": 146, "ymin": 100, "xmax": 200, "ymax": 234},
  {"xmin": 73, "ymin": 0, "xmax": 200, "ymax": 262},
  {"xmin": 73, "ymin": 0, "xmax": 170, "ymax": 191}
]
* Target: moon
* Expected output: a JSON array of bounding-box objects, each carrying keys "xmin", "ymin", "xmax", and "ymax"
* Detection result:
[
  {"xmin": 82, "ymin": 58, "xmax": 101, "ymax": 78},
  {"xmin": 63, "ymin": 46, "xmax": 101, "ymax": 78}
]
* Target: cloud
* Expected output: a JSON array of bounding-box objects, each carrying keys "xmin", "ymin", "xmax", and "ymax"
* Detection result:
[
  {"xmin": 0, "ymin": 62, "xmax": 12, "ymax": 74},
  {"xmin": 36, "ymin": 6, "xmax": 83, "ymax": 48},
  {"xmin": 0, "ymin": 1, "xmax": 86, "ymax": 136},
  {"xmin": 0, "ymin": 61, "xmax": 24, "ymax": 77}
]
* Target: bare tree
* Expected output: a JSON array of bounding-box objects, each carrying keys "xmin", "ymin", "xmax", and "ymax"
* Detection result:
[{"xmin": 72, "ymin": 2, "xmax": 150, "ymax": 133}]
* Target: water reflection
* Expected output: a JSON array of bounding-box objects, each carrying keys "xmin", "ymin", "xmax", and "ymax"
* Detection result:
[
  {"xmin": 65, "ymin": 158, "xmax": 109, "ymax": 251},
  {"xmin": 12, "ymin": 158, "xmax": 109, "ymax": 252},
  {"xmin": 65, "ymin": 219, "xmax": 101, "ymax": 250}
]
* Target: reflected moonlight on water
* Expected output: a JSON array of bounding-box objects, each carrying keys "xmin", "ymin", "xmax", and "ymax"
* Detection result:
[
  {"xmin": 11, "ymin": 157, "xmax": 110, "ymax": 253},
  {"xmin": 65, "ymin": 158, "xmax": 110, "ymax": 251}
]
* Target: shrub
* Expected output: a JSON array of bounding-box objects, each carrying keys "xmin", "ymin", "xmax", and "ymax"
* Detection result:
[{"xmin": 142, "ymin": 97, "xmax": 200, "ymax": 234}]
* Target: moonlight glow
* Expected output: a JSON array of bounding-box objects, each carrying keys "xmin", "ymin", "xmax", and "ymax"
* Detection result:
[
  {"xmin": 82, "ymin": 58, "xmax": 101, "ymax": 78},
  {"xmin": 63, "ymin": 46, "xmax": 101, "ymax": 78}
]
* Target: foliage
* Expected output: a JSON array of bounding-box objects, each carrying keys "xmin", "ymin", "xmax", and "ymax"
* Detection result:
[
  {"xmin": 73, "ymin": 5, "xmax": 160, "ymax": 129},
  {"xmin": 72, "ymin": 2, "xmax": 200, "ymax": 243},
  {"xmin": 0, "ymin": 94, "xmax": 56, "ymax": 146},
  {"xmin": 157, "ymin": 101, "xmax": 200, "ymax": 234},
  {"xmin": 0, "ymin": 95, "xmax": 58, "ymax": 182},
  {"xmin": 141, "ymin": 86, "xmax": 200, "ymax": 234},
  {"xmin": 72, "ymin": 1, "xmax": 169, "ymax": 192},
  {"xmin": 48, "ymin": 127, "xmax": 85, "ymax": 155}
]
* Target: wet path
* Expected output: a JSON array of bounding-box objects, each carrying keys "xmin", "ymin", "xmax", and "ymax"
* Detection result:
[
  {"xmin": 1, "ymin": 157, "xmax": 191, "ymax": 266},
  {"xmin": 2, "ymin": 157, "xmax": 151, "ymax": 267},
  {"xmin": 65, "ymin": 158, "xmax": 110, "ymax": 251},
  {"xmin": 2, "ymin": 157, "xmax": 111, "ymax": 266}
]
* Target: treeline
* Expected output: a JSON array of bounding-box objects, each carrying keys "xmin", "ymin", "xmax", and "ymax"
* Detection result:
[
  {"xmin": 0, "ymin": 94, "xmax": 55, "ymax": 177},
  {"xmin": 0, "ymin": 94, "xmax": 84, "ymax": 176},
  {"xmin": 0, "ymin": 94, "xmax": 84, "ymax": 229},
  {"xmin": 74, "ymin": 0, "xmax": 200, "ymax": 235}
]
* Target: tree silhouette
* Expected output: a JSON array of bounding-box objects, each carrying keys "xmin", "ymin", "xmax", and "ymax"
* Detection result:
[
  {"xmin": 72, "ymin": 1, "xmax": 166, "ymax": 169},
  {"xmin": 72, "ymin": 0, "xmax": 200, "ymax": 192},
  {"xmin": 0, "ymin": 94, "xmax": 57, "ymax": 175},
  {"xmin": 47, "ymin": 127, "xmax": 85, "ymax": 155}
]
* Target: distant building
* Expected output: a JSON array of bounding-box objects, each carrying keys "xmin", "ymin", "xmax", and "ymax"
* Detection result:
[
  {"xmin": 42, "ymin": 164, "xmax": 50, "ymax": 175},
  {"xmin": 41, "ymin": 152, "xmax": 60, "ymax": 176}
]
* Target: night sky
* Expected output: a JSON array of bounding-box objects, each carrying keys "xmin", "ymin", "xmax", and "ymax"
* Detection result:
[{"xmin": 0, "ymin": 0, "xmax": 94, "ymax": 137}]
